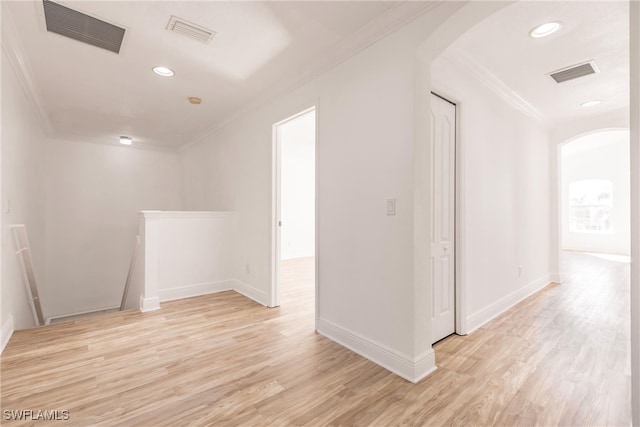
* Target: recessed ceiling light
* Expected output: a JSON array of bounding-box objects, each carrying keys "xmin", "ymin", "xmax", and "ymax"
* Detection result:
[
  {"xmin": 581, "ymin": 100, "xmax": 601, "ymax": 107},
  {"xmin": 529, "ymin": 21, "xmax": 562, "ymax": 38},
  {"xmin": 152, "ymin": 66, "xmax": 175, "ymax": 77},
  {"xmin": 120, "ymin": 136, "xmax": 133, "ymax": 145}
]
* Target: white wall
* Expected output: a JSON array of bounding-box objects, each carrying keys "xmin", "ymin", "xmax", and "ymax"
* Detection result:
[
  {"xmin": 1, "ymin": 48, "xmax": 48, "ymax": 334},
  {"xmin": 279, "ymin": 110, "xmax": 315, "ymax": 260},
  {"xmin": 43, "ymin": 141, "xmax": 182, "ymax": 319},
  {"xmin": 157, "ymin": 212, "xmax": 235, "ymax": 301},
  {"xmin": 134, "ymin": 211, "xmax": 266, "ymax": 311},
  {"xmin": 431, "ymin": 55, "xmax": 552, "ymax": 331},
  {"xmin": 561, "ymin": 131, "xmax": 630, "ymax": 255},
  {"xmin": 181, "ymin": 3, "xmax": 469, "ymax": 380},
  {"xmin": 549, "ymin": 110, "xmax": 630, "ymax": 282},
  {"xmin": 2, "ymin": 45, "xmax": 183, "ymax": 327}
]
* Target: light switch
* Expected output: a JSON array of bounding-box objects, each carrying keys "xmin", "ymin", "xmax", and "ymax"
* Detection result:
[{"xmin": 386, "ymin": 198, "xmax": 396, "ymax": 215}]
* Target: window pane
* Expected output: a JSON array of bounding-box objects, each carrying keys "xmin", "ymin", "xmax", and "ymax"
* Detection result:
[{"xmin": 569, "ymin": 179, "xmax": 613, "ymax": 233}]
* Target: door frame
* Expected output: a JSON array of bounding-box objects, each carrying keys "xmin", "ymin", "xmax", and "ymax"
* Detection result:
[
  {"xmin": 431, "ymin": 91, "xmax": 467, "ymax": 337},
  {"xmin": 270, "ymin": 105, "xmax": 318, "ymax": 326}
]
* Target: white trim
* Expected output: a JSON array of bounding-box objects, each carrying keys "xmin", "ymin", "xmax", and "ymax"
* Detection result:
[
  {"xmin": 441, "ymin": 50, "xmax": 546, "ymax": 125},
  {"xmin": 314, "ymin": 101, "xmax": 321, "ymax": 332},
  {"xmin": 453, "ymin": 94, "xmax": 467, "ymax": 336},
  {"xmin": 317, "ymin": 318, "xmax": 437, "ymax": 383},
  {"xmin": 413, "ymin": 350, "xmax": 438, "ymax": 382},
  {"xmin": 1, "ymin": 3, "xmax": 54, "ymax": 136},
  {"xmin": 152, "ymin": 279, "xmax": 268, "ymax": 308},
  {"xmin": 271, "ymin": 116, "xmax": 282, "ymax": 308},
  {"xmin": 233, "ymin": 280, "xmax": 269, "ymax": 307},
  {"xmin": 466, "ymin": 274, "xmax": 552, "ymax": 334},
  {"xmin": 550, "ymin": 273, "xmax": 564, "ymax": 283},
  {"xmin": 138, "ymin": 211, "xmax": 234, "ymax": 220},
  {"xmin": 159, "ymin": 280, "xmax": 234, "ymax": 302},
  {"xmin": 45, "ymin": 305, "xmax": 120, "ymax": 324},
  {"xmin": 630, "ymin": 4, "xmax": 640, "ymax": 423},
  {"xmin": 1, "ymin": 315, "xmax": 15, "ymax": 354},
  {"xmin": 271, "ymin": 105, "xmax": 317, "ymax": 310},
  {"xmin": 140, "ymin": 296, "xmax": 161, "ymax": 312}
]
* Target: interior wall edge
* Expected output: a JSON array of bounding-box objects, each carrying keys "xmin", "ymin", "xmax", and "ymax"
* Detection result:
[
  {"xmin": 629, "ymin": 1, "xmax": 640, "ymax": 423},
  {"xmin": 0, "ymin": 314, "xmax": 14, "ymax": 355},
  {"xmin": 0, "ymin": 2, "xmax": 53, "ymax": 136}
]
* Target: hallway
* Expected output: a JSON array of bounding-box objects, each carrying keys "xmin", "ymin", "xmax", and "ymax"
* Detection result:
[
  {"xmin": 0, "ymin": 253, "xmax": 630, "ymax": 425},
  {"xmin": 433, "ymin": 251, "xmax": 630, "ymax": 425}
]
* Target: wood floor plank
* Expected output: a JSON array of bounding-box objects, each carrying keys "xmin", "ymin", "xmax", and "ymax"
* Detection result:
[{"xmin": 0, "ymin": 254, "xmax": 632, "ymax": 426}]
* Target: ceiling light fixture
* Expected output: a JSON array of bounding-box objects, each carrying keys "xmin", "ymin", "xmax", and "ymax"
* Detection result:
[
  {"xmin": 120, "ymin": 136, "xmax": 133, "ymax": 145},
  {"xmin": 581, "ymin": 100, "xmax": 601, "ymax": 107},
  {"xmin": 529, "ymin": 21, "xmax": 562, "ymax": 38},
  {"xmin": 188, "ymin": 97, "xmax": 202, "ymax": 105},
  {"xmin": 152, "ymin": 66, "xmax": 175, "ymax": 77}
]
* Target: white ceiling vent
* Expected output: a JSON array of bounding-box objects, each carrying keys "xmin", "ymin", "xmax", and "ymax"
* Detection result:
[
  {"xmin": 42, "ymin": 0, "xmax": 125, "ymax": 54},
  {"xmin": 548, "ymin": 61, "xmax": 600, "ymax": 84},
  {"xmin": 166, "ymin": 16, "xmax": 216, "ymax": 44}
]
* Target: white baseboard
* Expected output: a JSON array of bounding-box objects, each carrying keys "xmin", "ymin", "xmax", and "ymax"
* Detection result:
[
  {"xmin": 139, "ymin": 279, "xmax": 268, "ymax": 312},
  {"xmin": 317, "ymin": 318, "xmax": 436, "ymax": 383},
  {"xmin": 140, "ymin": 295, "xmax": 161, "ymax": 312},
  {"xmin": 550, "ymin": 273, "xmax": 563, "ymax": 283},
  {"xmin": 159, "ymin": 280, "xmax": 234, "ymax": 302},
  {"xmin": 45, "ymin": 305, "xmax": 120, "ymax": 324},
  {"xmin": 466, "ymin": 273, "xmax": 552, "ymax": 334},
  {"xmin": 1, "ymin": 314, "xmax": 15, "ymax": 354},
  {"xmin": 413, "ymin": 350, "xmax": 438, "ymax": 382},
  {"xmin": 232, "ymin": 279, "xmax": 269, "ymax": 306}
]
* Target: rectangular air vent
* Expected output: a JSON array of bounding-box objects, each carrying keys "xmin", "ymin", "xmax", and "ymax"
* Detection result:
[
  {"xmin": 167, "ymin": 16, "xmax": 216, "ymax": 44},
  {"xmin": 43, "ymin": 0, "xmax": 125, "ymax": 54},
  {"xmin": 548, "ymin": 61, "xmax": 599, "ymax": 83}
]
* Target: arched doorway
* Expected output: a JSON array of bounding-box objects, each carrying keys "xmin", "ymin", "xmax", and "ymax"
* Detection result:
[{"xmin": 413, "ymin": 2, "xmax": 639, "ymax": 423}]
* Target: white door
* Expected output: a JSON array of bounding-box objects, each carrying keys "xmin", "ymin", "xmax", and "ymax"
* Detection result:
[{"xmin": 431, "ymin": 93, "xmax": 456, "ymax": 343}]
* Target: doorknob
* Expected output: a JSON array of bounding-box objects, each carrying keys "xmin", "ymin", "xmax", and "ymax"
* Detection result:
[{"xmin": 278, "ymin": 221, "xmax": 282, "ymax": 227}]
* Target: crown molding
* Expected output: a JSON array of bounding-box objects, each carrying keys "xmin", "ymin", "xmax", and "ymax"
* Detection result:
[
  {"xmin": 1, "ymin": 2, "xmax": 54, "ymax": 137},
  {"xmin": 441, "ymin": 48, "xmax": 547, "ymax": 126}
]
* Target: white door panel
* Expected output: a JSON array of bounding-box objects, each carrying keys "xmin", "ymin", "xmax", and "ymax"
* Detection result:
[{"xmin": 431, "ymin": 93, "xmax": 456, "ymax": 343}]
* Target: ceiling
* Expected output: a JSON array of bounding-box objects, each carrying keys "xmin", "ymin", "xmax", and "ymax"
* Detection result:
[
  {"xmin": 5, "ymin": 1, "xmax": 629, "ymax": 149},
  {"xmin": 3, "ymin": 0, "xmax": 436, "ymax": 149},
  {"xmin": 442, "ymin": 1, "xmax": 629, "ymax": 128}
]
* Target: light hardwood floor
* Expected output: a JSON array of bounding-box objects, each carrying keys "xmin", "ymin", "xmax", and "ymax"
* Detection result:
[{"xmin": 1, "ymin": 254, "xmax": 631, "ymax": 426}]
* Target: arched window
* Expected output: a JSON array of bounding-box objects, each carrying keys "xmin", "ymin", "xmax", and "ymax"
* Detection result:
[{"xmin": 569, "ymin": 179, "xmax": 613, "ymax": 233}]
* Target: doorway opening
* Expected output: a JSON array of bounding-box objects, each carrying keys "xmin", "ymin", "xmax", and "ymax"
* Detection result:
[
  {"xmin": 272, "ymin": 107, "xmax": 316, "ymax": 318},
  {"xmin": 560, "ymin": 130, "xmax": 631, "ymax": 259}
]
